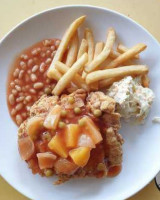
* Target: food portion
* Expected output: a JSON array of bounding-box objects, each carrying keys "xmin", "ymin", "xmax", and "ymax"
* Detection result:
[
  {"xmin": 7, "ymin": 39, "xmax": 60, "ymax": 125},
  {"xmin": 7, "ymin": 15, "xmax": 155, "ymax": 184},
  {"xmin": 18, "ymin": 89, "xmax": 123, "ymax": 183},
  {"xmin": 107, "ymin": 76, "xmax": 154, "ymax": 122}
]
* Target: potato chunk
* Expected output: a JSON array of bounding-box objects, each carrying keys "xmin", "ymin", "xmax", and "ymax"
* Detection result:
[
  {"xmin": 43, "ymin": 105, "xmax": 61, "ymax": 130},
  {"xmin": 65, "ymin": 124, "xmax": 80, "ymax": 148},
  {"xmin": 27, "ymin": 116, "xmax": 44, "ymax": 140},
  {"xmin": 82, "ymin": 116, "xmax": 102, "ymax": 144},
  {"xmin": 69, "ymin": 147, "xmax": 91, "ymax": 167},
  {"xmin": 48, "ymin": 134, "xmax": 68, "ymax": 158}
]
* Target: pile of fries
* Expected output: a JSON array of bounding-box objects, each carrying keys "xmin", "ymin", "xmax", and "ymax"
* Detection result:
[{"xmin": 47, "ymin": 16, "xmax": 149, "ymax": 96}]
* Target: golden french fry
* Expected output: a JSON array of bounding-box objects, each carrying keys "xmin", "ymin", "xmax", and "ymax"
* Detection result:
[
  {"xmin": 89, "ymin": 42, "xmax": 104, "ymax": 90},
  {"xmin": 104, "ymin": 43, "xmax": 147, "ymax": 69},
  {"xmin": 85, "ymin": 28, "xmax": 116, "ymax": 73},
  {"xmin": 53, "ymin": 53, "xmax": 88, "ymax": 95},
  {"xmin": 65, "ymin": 31, "xmax": 79, "ymax": 67},
  {"xmin": 141, "ymin": 74, "xmax": 150, "ymax": 88},
  {"xmin": 77, "ymin": 39, "xmax": 88, "ymax": 59},
  {"xmin": 47, "ymin": 15, "xmax": 86, "ymax": 78},
  {"xmin": 94, "ymin": 42, "xmax": 104, "ymax": 59},
  {"xmin": 82, "ymin": 71, "xmax": 87, "ymax": 79},
  {"xmin": 55, "ymin": 61, "xmax": 89, "ymax": 91},
  {"xmin": 109, "ymin": 50, "xmax": 121, "ymax": 59},
  {"xmin": 48, "ymin": 68, "xmax": 62, "ymax": 81},
  {"xmin": 117, "ymin": 44, "xmax": 139, "ymax": 59},
  {"xmin": 86, "ymin": 65, "xmax": 148, "ymax": 84},
  {"xmin": 99, "ymin": 77, "xmax": 123, "ymax": 88},
  {"xmin": 85, "ymin": 28, "xmax": 94, "ymax": 64}
]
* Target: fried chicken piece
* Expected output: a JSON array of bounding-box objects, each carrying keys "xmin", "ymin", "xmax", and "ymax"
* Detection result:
[
  {"xmin": 30, "ymin": 95, "xmax": 59, "ymax": 117},
  {"xmin": 87, "ymin": 91, "xmax": 116, "ymax": 113},
  {"xmin": 105, "ymin": 127, "xmax": 123, "ymax": 166},
  {"xmin": 60, "ymin": 89, "xmax": 86, "ymax": 109}
]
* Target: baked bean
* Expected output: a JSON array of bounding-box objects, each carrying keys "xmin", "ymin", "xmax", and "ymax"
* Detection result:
[
  {"xmin": 16, "ymin": 96, "xmax": 24, "ymax": 102},
  {"xmin": 11, "ymin": 108, "xmax": 17, "ymax": 116},
  {"xmin": 19, "ymin": 70, "xmax": 24, "ymax": 79},
  {"xmin": 43, "ymin": 39, "xmax": 51, "ymax": 46},
  {"xmin": 26, "ymin": 106, "xmax": 31, "ymax": 111},
  {"xmin": 27, "ymin": 59, "xmax": 33, "ymax": 67},
  {"xmin": 51, "ymin": 51, "xmax": 56, "ymax": 58},
  {"xmin": 20, "ymin": 61, "xmax": 27, "ymax": 69},
  {"xmin": 22, "ymin": 112, "xmax": 27, "ymax": 118},
  {"xmin": 25, "ymin": 95, "xmax": 32, "ymax": 102},
  {"xmin": 13, "ymin": 68, "xmax": 20, "ymax": 78},
  {"xmin": 29, "ymin": 88, "xmax": 36, "ymax": 94},
  {"xmin": 46, "ymin": 78, "xmax": 51, "ymax": 84},
  {"xmin": 21, "ymin": 54, "xmax": 28, "ymax": 60},
  {"xmin": 39, "ymin": 63, "xmax": 45, "ymax": 73},
  {"xmin": 50, "ymin": 45, "xmax": 55, "ymax": 51},
  {"xmin": 10, "ymin": 82, "xmax": 15, "ymax": 88},
  {"xmin": 55, "ymin": 39, "xmax": 60, "ymax": 47},
  {"xmin": 30, "ymin": 73, "xmax": 37, "ymax": 82},
  {"xmin": 39, "ymin": 91, "xmax": 44, "ymax": 96},
  {"xmin": 27, "ymin": 70, "xmax": 31, "ymax": 74},
  {"xmin": 15, "ymin": 103, "xmax": 23, "ymax": 111},
  {"xmin": 19, "ymin": 92, "xmax": 24, "ymax": 97},
  {"xmin": 31, "ymin": 49, "xmax": 38, "ymax": 56},
  {"xmin": 33, "ymin": 82, "xmax": 44, "ymax": 90},
  {"xmin": 46, "ymin": 50, "xmax": 51, "ymax": 57},
  {"xmin": 45, "ymin": 58, "xmax": 52, "ymax": 64},
  {"xmin": 32, "ymin": 65, "xmax": 38, "ymax": 72},
  {"xmin": 9, "ymin": 94, "xmax": 15, "ymax": 105},
  {"xmin": 15, "ymin": 85, "xmax": 21, "ymax": 92},
  {"xmin": 12, "ymin": 89, "xmax": 18, "ymax": 96},
  {"xmin": 40, "ymin": 52, "xmax": 46, "ymax": 58},
  {"xmin": 16, "ymin": 114, "xmax": 23, "ymax": 125},
  {"xmin": 37, "ymin": 47, "xmax": 41, "ymax": 53}
]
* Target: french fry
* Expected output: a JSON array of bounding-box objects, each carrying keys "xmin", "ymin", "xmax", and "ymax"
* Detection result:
[
  {"xmin": 94, "ymin": 42, "xmax": 104, "ymax": 59},
  {"xmin": 82, "ymin": 71, "xmax": 87, "ymax": 79},
  {"xmin": 117, "ymin": 44, "xmax": 139, "ymax": 59},
  {"xmin": 89, "ymin": 42, "xmax": 104, "ymax": 90},
  {"xmin": 85, "ymin": 28, "xmax": 116, "ymax": 73},
  {"xmin": 86, "ymin": 65, "xmax": 148, "ymax": 84},
  {"xmin": 141, "ymin": 74, "xmax": 150, "ymax": 88},
  {"xmin": 48, "ymin": 68, "xmax": 62, "ymax": 81},
  {"xmin": 104, "ymin": 43, "xmax": 147, "ymax": 69},
  {"xmin": 53, "ymin": 53, "xmax": 88, "ymax": 95},
  {"xmin": 99, "ymin": 77, "xmax": 123, "ymax": 88},
  {"xmin": 65, "ymin": 31, "xmax": 79, "ymax": 67},
  {"xmin": 77, "ymin": 39, "xmax": 88, "ymax": 59},
  {"xmin": 47, "ymin": 15, "xmax": 86, "ymax": 78},
  {"xmin": 55, "ymin": 61, "xmax": 89, "ymax": 91},
  {"xmin": 85, "ymin": 28, "xmax": 94, "ymax": 63},
  {"xmin": 109, "ymin": 50, "xmax": 121, "ymax": 59}
]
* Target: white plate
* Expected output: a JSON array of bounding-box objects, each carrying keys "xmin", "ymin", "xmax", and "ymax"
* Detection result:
[{"xmin": 0, "ymin": 5, "xmax": 160, "ymax": 200}]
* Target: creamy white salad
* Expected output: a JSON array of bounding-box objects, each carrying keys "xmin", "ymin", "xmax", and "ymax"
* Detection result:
[{"xmin": 107, "ymin": 76, "xmax": 155, "ymax": 122}]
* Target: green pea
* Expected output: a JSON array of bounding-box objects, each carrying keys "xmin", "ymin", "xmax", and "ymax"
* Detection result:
[
  {"xmin": 68, "ymin": 96, "xmax": 75, "ymax": 104},
  {"xmin": 44, "ymin": 87, "xmax": 52, "ymax": 95},
  {"xmin": 61, "ymin": 110, "xmax": 67, "ymax": 117},
  {"xmin": 93, "ymin": 109, "xmax": 102, "ymax": 117},
  {"xmin": 44, "ymin": 169, "xmax": 53, "ymax": 177},
  {"xmin": 78, "ymin": 118, "xmax": 85, "ymax": 126},
  {"xmin": 74, "ymin": 107, "xmax": 81, "ymax": 114},
  {"xmin": 58, "ymin": 121, "xmax": 66, "ymax": 129}
]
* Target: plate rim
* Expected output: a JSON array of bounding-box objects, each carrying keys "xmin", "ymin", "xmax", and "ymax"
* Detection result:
[{"xmin": 0, "ymin": 4, "xmax": 160, "ymax": 200}]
